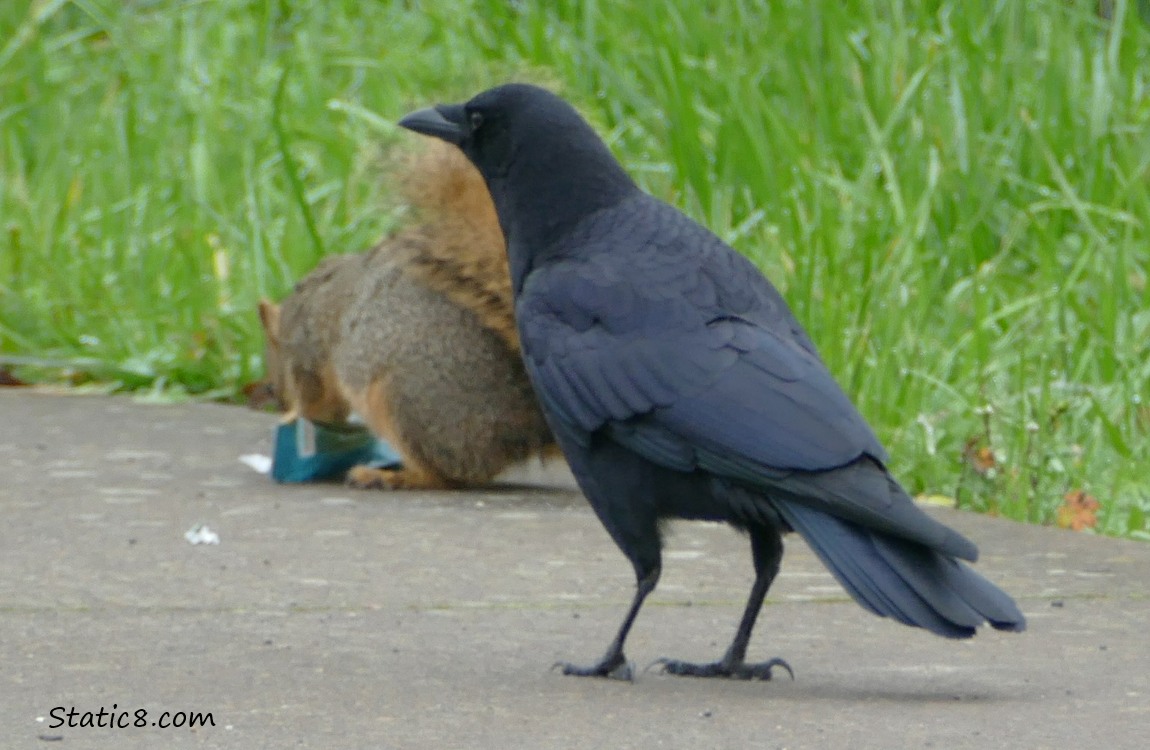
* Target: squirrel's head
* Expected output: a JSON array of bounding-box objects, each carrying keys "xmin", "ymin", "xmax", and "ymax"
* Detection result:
[{"xmin": 257, "ymin": 298, "xmax": 351, "ymax": 425}]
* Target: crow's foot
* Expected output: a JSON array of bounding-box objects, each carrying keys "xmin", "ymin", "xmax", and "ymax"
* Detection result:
[
  {"xmin": 652, "ymin": 656, "xmax": 793, "ymax": 681},
  {"xmin": 553, "ymin": 653, "xmax": 634, "ymax": 681}
]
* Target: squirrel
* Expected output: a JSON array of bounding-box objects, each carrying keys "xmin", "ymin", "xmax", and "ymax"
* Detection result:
[{"xmin": 258, "ymin": 141, "xmax": 555, "ymax": 490}]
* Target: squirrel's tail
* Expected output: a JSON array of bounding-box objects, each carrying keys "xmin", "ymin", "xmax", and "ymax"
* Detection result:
[{"xmin": 384, "ymin": 141, "xmax": 518, "ymax": 351}]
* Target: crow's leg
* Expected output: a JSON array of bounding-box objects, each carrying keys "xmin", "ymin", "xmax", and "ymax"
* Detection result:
[
  {"xmin": 555, "ymin": 565, "xmax": 660, "ymax": 681},
  {"xmin": 656, "ymin": 525, "xmax": 793, "ymax": 680}
]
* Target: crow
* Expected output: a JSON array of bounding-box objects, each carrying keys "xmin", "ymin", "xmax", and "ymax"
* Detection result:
[{"xmin": 399, "ymin": 84, "xmax": 1025, "ymax": 681}]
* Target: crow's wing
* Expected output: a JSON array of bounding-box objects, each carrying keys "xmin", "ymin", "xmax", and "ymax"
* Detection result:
[
  {"xmin": 519, "ymin": 201, "xmax": 884, "ymax": 472},
  {"xmin": 518, "ymin": 206, "xmax": 976, "ymax": 559}
]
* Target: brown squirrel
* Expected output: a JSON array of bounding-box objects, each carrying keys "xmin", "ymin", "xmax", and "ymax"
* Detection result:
[{"xmin": 258, "ymin": 141, "xmax": 555, "ymax": 490}]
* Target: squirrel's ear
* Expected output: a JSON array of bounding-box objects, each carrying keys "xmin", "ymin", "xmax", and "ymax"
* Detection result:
[{"xmin": 257, "ymin": 299, "xmax": 281, "ymax": 342}]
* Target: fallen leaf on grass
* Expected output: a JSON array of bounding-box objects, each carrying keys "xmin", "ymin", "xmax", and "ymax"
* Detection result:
[
  {"xmin": 1056, "ymin": 489, "xmax": 1100, "ymax": 531},
  {"xmin": 915, "ymin": 494, "xmax": 956, "ymax": 508},
  {"xmin": 963, "ymin": 437, "xmax": 998, "ymax": 477},
  {"xmin": 0, "ymin": 367, "xmax": 28, "ymax": 386}
]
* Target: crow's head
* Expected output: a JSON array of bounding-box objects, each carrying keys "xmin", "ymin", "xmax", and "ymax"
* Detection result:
[
  {"xmin": 399, "ymin": 84, "xmax": 594, "ymax": 179},
  {"xmin": 399, "ymin": 84, "xmax": 637, "ymax": 281}
]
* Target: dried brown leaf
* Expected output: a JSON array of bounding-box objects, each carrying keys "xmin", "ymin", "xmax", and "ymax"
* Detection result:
[{"xmin": 1056, "ymin": 489, "xmax": 1100, "ymax": 532}]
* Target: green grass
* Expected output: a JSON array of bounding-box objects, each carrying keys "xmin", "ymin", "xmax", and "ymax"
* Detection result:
[{"xmin": 2, "ymin": 0, "xmax": 1148, "ymax": 538}]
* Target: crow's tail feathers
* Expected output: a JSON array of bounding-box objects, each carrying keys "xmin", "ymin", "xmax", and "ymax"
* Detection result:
[{"xmin": 776, "ymin": 503, "xmax": 1026, "ymax": 638}]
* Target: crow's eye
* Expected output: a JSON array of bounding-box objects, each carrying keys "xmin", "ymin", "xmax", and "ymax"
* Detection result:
[{"xmin": 469, "ymin": 111, "xmax": 484, "ymax": 131}]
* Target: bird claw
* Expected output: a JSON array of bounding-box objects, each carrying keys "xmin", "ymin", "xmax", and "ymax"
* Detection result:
[
  {"xmin": 552, "ymin": 656, "xmax": 634, "ymax": 681},
  {"xmin": 652, "ymin": 656, "xmax": 794, "ymax": 681}
]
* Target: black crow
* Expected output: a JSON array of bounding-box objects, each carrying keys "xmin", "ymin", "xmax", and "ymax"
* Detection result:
[{"xmin": 399, "ymin": 84, "xmax": 1025, "ymax": 681}]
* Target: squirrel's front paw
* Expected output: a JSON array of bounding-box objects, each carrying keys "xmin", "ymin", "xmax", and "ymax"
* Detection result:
[
  {"xmin": 346, "ymin": 464, "xmax": 456, "ymax": 491},
  {"xmin": 346, "ymin": 465, "xmax": 402, "ymax": 490}
]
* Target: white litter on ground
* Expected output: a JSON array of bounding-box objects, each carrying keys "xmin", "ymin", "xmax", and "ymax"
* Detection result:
[
  {"xmin": 238, "ymin": 453, "xmax": 272, "ymax": 474},
  {"xmin": 184, "ymin": 523, "xmax": 220, "ymax": 545}
]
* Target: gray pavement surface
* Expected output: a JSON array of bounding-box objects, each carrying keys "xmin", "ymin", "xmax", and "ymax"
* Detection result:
[{"xmin": 2, "ymin": 390, "xmax": 1148, "ymax": 749}]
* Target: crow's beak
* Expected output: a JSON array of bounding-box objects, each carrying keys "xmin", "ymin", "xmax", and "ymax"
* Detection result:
[{"xmin": 398, "ymin": 104, "xmax": 466, "ymax": 145}]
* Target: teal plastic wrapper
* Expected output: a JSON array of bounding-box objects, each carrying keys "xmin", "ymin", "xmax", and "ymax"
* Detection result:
[{"xmin": 271, "ymin": 418, "xmax": 402, "ymax": 483}]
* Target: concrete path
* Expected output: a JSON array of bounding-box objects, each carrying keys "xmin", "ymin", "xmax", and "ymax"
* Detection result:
[{"xmin": 2, "ymin": 391, "xmax": 1147, "ymax": 748}]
